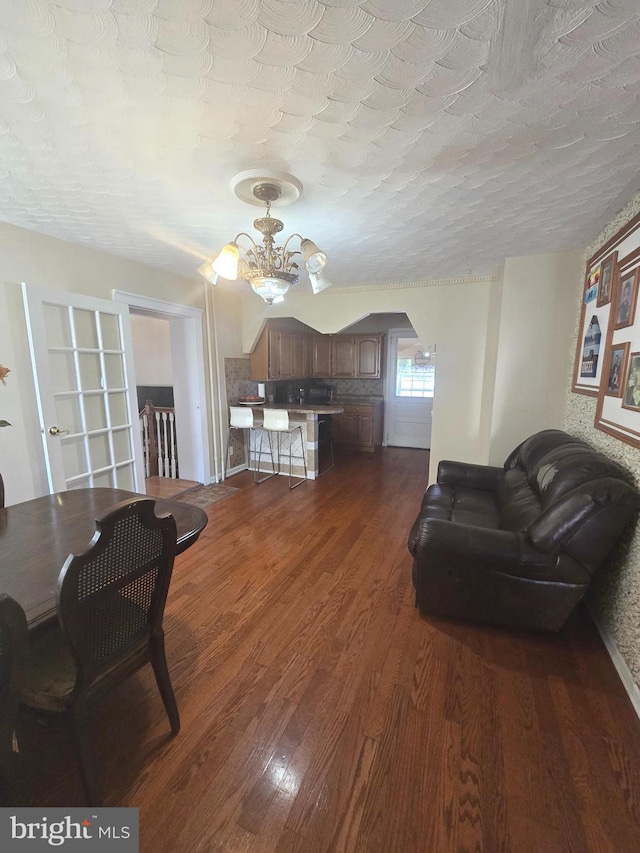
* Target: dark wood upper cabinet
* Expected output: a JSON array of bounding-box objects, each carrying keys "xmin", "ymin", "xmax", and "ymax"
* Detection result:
[
  {"xmin": 277, "ymin": 331, "xmax": 294, "ymax": 379},
  {"xmin": 355, "ymin": 336, "xmax": 381, "ymax": 378},
  {"xmin": 332, "ymin": 336, "xmax": 355, "ymax": 377},
  {"xmin": 251, "ymin": 327, "xmax": 384, "ymax": 381},
  {"xmin": 292, "ymin": 333, "xmax": 306, "ymax": 378},
  {"xmin": 311, "ymin": 335, "xmax": 332, "ymax": 377}
]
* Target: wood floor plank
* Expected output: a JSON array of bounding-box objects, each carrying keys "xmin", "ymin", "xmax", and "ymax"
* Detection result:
[{"xmin": 14, "ymin": 447, "xmax": 640, "ymax": 852}]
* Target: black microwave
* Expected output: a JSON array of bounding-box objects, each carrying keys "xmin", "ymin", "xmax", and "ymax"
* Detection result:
[{"xmin": 307, "ymin": 385, "xmax": 332, "ymax": 404}]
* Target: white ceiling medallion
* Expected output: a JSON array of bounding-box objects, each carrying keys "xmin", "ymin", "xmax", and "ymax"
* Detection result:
[{"xmin": 230, "ymin": 170, "xmax": 303, "ymax": 207}]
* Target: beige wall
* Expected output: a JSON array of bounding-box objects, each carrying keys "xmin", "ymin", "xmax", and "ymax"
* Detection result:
[
  {"xmin": 489, "ymin": 251, "xmax": 583, "ymax": 464},
  {"xmin": 239, "ymin": 261, "xmax": 578, "ymax": 485},
  {"xmin": 241, "ymin": 277, "xmax": 502, "ymax": 483},
  {"xmin": 0, "ymin": 222, "xmax": 241, "ymax": 502},
  {"xmin": 130, "ymin": 315, "xmax": 173, "ymax": 385},
  {"xmin": 565, "ymin": 192, "xmax": 640, "ymax": 688}
]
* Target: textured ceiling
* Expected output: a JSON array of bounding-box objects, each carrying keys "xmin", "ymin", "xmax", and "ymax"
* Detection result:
[{"xmin": 1, "ymin": 0, "xmax": 640, "ymax": 291}]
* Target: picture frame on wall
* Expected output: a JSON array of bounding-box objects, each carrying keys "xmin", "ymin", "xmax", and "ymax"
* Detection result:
[
  {"xmin": 579, "ymin": 314, "xmax": 602, "ymax": 379},
  {"xmin": 597, "ymin": 251, "xmax": 616, "ymax": 307},
  {"xmin": 592, "ymin": 209, "xmax": 640, "ymax": 448},
  {"xmin": 605, "ymin": 341, "xmax": 629, "ymax": 397},
  {"xmin": 572, "ymin": 258, "xmax": 610, "ymax": 396},
  {"xmin": 622, "ymin": 351, "xmax": 640, "ymax": 411},
  {"xmin": 614, "ymin": 268, "xmax": 639, "ymax": 330}
]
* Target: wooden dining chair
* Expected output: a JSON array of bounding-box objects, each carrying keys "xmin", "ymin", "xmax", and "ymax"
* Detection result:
[
  {"xmin": 0, "ymin": 594, "xmax": 29, "ymax": 805},
  {"xmin": 19, "ymin": 497, "xmax": 179, "ymax": 805}
]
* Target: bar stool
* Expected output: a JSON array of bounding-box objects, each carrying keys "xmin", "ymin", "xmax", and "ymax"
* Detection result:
[
  {"xmin": 259, "ymin": 409, "xmax": 307, "ymax": 489},
  {"xmin": 225, "ymin": 406, "xmax": 268, "ymax": 482},
  {"xmin": 317, "ymin": 416, "xmax": 334, "ymax": 476}
]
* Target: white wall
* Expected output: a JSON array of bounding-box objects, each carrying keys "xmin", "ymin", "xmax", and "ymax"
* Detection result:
[
  {"xmin": 489, "ymin": 251, "xmax": 583, "ymax": 464},
  {"xmin": 130, "ymin": 315, "xmax": 173, "ymax": 385}
]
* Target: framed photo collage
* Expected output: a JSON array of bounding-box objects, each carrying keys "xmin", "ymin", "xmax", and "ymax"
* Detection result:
[{"xmin": 573, "ymin": 210, "xmax": 640, "ymax": 447}]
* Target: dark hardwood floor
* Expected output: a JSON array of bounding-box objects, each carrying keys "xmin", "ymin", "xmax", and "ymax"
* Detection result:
[{"xmin": 19, "ymin": 448, "xmax": 640, "ymax": 851}]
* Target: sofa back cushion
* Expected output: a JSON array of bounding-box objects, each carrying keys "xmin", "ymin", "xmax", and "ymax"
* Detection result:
[
  {"xmin": 498, "ymin": 468, "xmax": 541, "ymax": 531},
  {"xmin": 504, "ymin": 429, "xmax": 586, "ymax": 475},
  {"xmin": 500, "ymin": 430, "xmax": 637, "ymax": 549},
  {"xmin": 528, "ymin": 444, "xmax": 631, "ymax": 509}
]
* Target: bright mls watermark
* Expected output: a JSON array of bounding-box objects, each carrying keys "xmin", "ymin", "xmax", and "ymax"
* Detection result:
[{"xmin": 0, "ymin": 809, "xmax": 138, "ymax": 851}]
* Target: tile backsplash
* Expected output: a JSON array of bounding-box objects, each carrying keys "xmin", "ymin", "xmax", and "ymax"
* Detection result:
[
  {"xmin": 224, "ymin": 359, "xmax": 385, "ymax": 405},
  {"xmin": 330, "ymin": 378, "xmax": 384, "ymax": 396},
  {"xmin": 265, "ymin": 377, "xmax": 384, "ymax": 401}
]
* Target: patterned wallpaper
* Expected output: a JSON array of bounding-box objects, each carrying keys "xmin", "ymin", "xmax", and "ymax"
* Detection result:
[{"xmin": 564, "ymin": 191, "xmax": 640, "ymax": 686}]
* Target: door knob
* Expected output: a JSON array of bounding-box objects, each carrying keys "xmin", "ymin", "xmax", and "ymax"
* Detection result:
[{"xmin": 48, "ymin": 426, "xmax": 70, "ymax": 436}]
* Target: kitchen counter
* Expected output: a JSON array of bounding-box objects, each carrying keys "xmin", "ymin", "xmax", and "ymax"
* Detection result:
[
  {"xmin": 244, "ymin": 403, "xmax": 344, "ymax": 415},
  {"xmin": 239, "ymin": 403, "xmax": 343, "ymax": 480}
]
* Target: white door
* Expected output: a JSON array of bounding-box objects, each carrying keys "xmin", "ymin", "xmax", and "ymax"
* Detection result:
[
  {"xmin": 384, "ymin": 331, "xmax": 434, "ymax": 449},
  {"xmin": 22, "ymin": 282, "xmax": 145, "ymax": 493}
]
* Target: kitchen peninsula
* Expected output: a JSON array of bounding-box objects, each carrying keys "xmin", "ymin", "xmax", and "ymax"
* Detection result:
[{"xmin": 245, "ymin": 402, "xmax": 343, "ymax": 480}]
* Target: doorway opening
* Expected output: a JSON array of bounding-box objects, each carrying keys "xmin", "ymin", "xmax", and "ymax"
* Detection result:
[
  {"xmin": 384, "ymin": 330, "xmax": 435, "ymax": 449},
  {"xmin": 113, "ymin": 291, "xmax": 211, "ymax": 496},
  {"xmin": 129, "ymin": 313, "xmax": 201, "ymax": 499}
]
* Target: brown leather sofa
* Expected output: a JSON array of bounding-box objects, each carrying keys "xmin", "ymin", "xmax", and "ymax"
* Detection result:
[{"xmin": 408, "ymin": 429, "xmax": 640, "ymax": 631}]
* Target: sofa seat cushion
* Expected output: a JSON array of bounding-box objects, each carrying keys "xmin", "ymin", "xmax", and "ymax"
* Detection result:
[
  {"xmin": 423, "ymin": 483, "xmax": 501, "ymax": 522},
  {"xmin": 408, "ymin": 483, "xmax": 500, "ymax": 556}
]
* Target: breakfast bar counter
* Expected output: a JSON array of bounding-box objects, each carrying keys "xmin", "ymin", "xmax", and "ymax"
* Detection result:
[
  {"xmin": 244, "ymin": 403, "xmax": 343, "ymax": 480},
  {"xmin": 245, "ymin": 403, "xmax": 344, "ymax": 416}
]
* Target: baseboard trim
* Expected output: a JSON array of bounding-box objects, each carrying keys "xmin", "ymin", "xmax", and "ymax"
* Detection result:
[
  {"xmin": 587, "ymin": 602, "xmax": 640, "ymax": 720},
  {"xmin": 223, "ymin": 462, "xmax": 247, "ymax": 480}
]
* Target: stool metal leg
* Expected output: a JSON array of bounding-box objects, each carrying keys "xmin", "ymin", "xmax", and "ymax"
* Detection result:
[
  {"xmin": 288, "ymin": 425, "xmax": 307, "ymax": 490},
  {"xmin": 223, "ymin": 427, "xmax": 232, "ymax": 480},
  {"xmin": 254, "ymin": 427, "xmax": 277, "ymax": 484},
  {"xmin": 318, "ymin": 439, "xmax": 334, "ymax": 476}
]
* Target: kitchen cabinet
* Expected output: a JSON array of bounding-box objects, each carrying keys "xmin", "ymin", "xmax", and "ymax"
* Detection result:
[
  {"xmin": 333, "ymin": 400, "xmax": 383, "ymax": 452},
  {"xmin": 277, "ymin": 331, "xmax": 293, "ymax": 378},
  {"xmin": 332, "ymin": 336, "xmax": 355, "ymax": 377},
  {"xmin": 293, "ymin": 333, "xmax": 307, "ymax": 378},
  {"xmin": 355, "ymin": 335, "xmax": 382, "ymax": 378},
  {"xmin": 250, "ymin": 328, "xmax": 309, "ymax": 380},
  {"xmin": 251, "ymin": 327, "xmax": 384, "ymax": 381},
  {"xmin": 331, "ymin": 334, "xmax": 384, "ymax": 379},
  {"xmin": 311, "ymin": 335, "xmax": 332, "ymax": 377}
]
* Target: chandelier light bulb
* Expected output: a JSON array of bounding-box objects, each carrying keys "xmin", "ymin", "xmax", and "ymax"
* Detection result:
[
  {"xmin": 301, "ymin": 239, "xmax": 327, "ymax": 273},
  {"xmin": 309, "ymin": 270, "xmax": 332, "ymax": 294},
  {"xmin": 212, "ymin": 242, "xmax": 240, "ymax": 280}
]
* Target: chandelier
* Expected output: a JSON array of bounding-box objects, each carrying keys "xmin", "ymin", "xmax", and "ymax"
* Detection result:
[{"xmin": 198, "ymin": 171, "xmax": 331, "ymax": 305}]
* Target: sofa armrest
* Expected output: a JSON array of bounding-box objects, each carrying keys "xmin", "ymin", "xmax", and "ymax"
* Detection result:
[
  {"xmin": 437, "ymin": 460, "xmax": 504, "ymax": 492},
  {"xmin": 413, "ymin": 518, "xmax": 563, "ymax": 582}
]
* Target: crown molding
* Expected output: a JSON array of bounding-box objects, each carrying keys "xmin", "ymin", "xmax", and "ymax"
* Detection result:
[{"xmin": 301, "ymin": 275, "xmax": 500, "ymax": 295}]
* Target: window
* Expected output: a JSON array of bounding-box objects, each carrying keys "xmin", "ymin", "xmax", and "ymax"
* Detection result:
[{"xmin": 395, "ymin": 339, "xmax": 435, "ymax": 398}]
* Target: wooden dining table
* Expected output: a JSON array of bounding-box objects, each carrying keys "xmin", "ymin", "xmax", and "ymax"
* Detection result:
[{"xmin": 0, "ymin": 487, "xmax": 208, "ymax": 627}]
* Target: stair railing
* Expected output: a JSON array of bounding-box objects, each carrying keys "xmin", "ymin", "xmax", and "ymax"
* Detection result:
[{"xmin": 139, "ymin": 400, "xmax": 178, "ymax": 478}]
